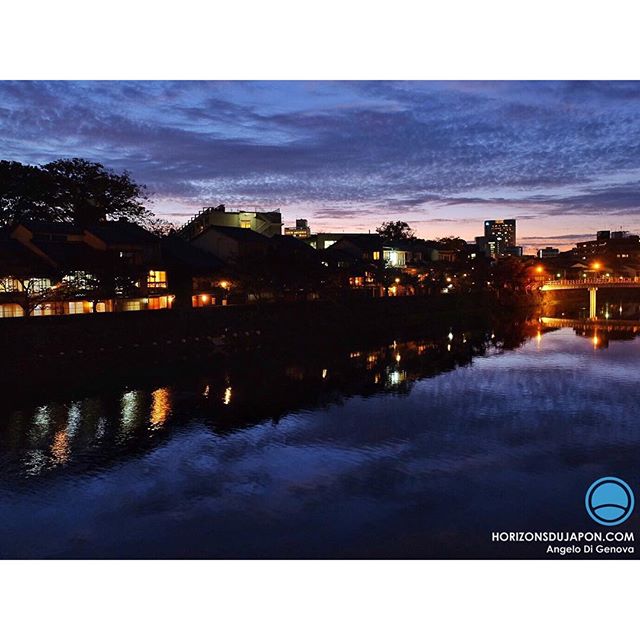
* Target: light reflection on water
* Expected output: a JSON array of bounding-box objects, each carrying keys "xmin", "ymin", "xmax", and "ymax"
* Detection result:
[{"xmin": 0, "ymin": 323, "xmax": 638, "ymax": 558}]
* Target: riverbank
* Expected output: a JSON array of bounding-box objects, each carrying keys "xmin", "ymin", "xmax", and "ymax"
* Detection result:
[{"xmin": 1, "ymin": 291, "xmax": 539, "ymax": 396}]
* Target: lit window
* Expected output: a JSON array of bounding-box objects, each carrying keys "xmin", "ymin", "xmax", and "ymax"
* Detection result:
[
  {"xmin": 0, "ymin": 303, "xmax": 24, "ymax": 318},
  {"xmin": 147, "ymin": 270, "xmax": 167, "ymax": 289},
  {"xmin": 373, "ymin": 251, "xmax": 381, "ymax": 260},
  {"xmin": 240, "ymin": 221, "xmax": 251, "ymax": 229},
  {"xmin": 0, "ymin": 278, "xmax": 23, "ymax": 292}
]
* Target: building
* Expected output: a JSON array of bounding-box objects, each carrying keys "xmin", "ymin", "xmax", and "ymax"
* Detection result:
[
  {"xmin": 190, "ymin": 225, "xmax": 271, "ymax": 264},
  {"xmin": 0, "ymin": 219, "xmax": 177, "ymax": 317},
  {"xmin": 0, "ymin": 219, "xmax": 234, "ymax": 318},
  {"xmin": 573, "ymin": 230, "xmax": 640, "ymax": 260},
  {"xmin": 483, "ymin": 219, "xmax": 517, "ymax": 255},
  {"xmin": 475, "ymin": 235, "xmax": 499, "ymax": 258},
  {"xmin": 304, "ymin": 232, "xmax": 361, "ymax": 250},
  {"xmin": 537, "ymin": 246, "xmax": 560, "ymax": 259},
  {"xmin": 329, "ymin": 235, "xmax": 411, "ymax": 268},
  {"xmin": 284, "ymin": 219, "xmax": 311, "ymax": 239},
  {"xmin": 178, "ymin": 204, "xmax": 282, "ymax": 240},
  {"xmin": 503, "ymin": 245, "xmax": 524, "ymax": 257},
  {"xmin": 160, "ymin": 235, "xmax": 227, "ymax": 309}
]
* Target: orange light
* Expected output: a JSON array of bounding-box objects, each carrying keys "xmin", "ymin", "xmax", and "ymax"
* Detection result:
[
  {"xmin": 200, "ymin": 294, "xmax": 209, "ymax": 303},
  {"xmin": 219, "ymin": 281, "xmax": 229, "ymax": 289},
  {"xmin": 535, "ymin": 266, "xmax": 543, "ymax": 274},
  {"xmin": 592, "ymin": 262, "xmax": 601, "ymax": 270},
  {"xmin": 593, "ymin": 335, "xmax": 599, "ymax": 347}
]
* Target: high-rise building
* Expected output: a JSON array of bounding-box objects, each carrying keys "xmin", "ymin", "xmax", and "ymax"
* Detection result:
[{"xmin": 484, "ymin": 219, "xmax": 516, "ymax": 253}]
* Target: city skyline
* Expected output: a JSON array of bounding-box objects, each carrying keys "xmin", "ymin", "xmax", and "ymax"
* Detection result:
[{"xmin": 3, "ymin": 81, "xmax": 640, "ymax": 251}]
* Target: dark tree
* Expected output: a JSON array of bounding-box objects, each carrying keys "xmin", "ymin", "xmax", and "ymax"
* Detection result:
[
  {"xmin": 435, "ymin": 236, "xmax": 467, "ymax": 251},
  {"xmin": 0, "ymin": 158, "xmax": 152, "ymax": 227},
  {"xmin": 142, "ymin": 217, "xmax": 177, "ymax": 237},
  {"xmin": 43, "ymin": 158, "xmax": 152, "ymax": 225},
  {"xmin": 376, "ymin": 220, "xmax": 415, "ymax": 242},
  {"xmin": 0, "ymin": 161, "xmax": 56, "ymax": 225}
]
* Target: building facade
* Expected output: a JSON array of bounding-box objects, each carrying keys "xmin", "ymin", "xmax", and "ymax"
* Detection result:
[
  {"xmin": 179, "ymin": 204, "xmax": 282, "ymax": 240},
  {"xmin": 284, "ymin": 219, "xmax": 311, "ymax": 238},
  {"xmin": 483, "ymin": 219, "xmax": 517, "ymax": 256}
]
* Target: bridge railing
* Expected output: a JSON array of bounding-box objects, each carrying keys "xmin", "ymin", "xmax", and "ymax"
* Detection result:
[{"xmin": 542, "ymin": 277, "xmax": 640, "ymax": 287}]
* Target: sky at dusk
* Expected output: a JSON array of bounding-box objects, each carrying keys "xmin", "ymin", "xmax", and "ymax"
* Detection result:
[{"xmin": 2, "ymin": 80, "xmax": 640, "ymax": 251}]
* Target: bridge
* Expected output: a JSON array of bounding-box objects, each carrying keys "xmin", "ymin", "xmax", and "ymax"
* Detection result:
[
  {"xmin": 540, "ymin": 316, "xmax": 640, "ymax": 332},
  {"xmin": 540, "ymin": 277, "xmax": 640, "ymax": 319}
]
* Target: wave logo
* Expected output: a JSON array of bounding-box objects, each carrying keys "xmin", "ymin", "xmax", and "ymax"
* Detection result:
[{"xmin": 585, "ymin": 477, "xmax": 634, "ymax": 526}]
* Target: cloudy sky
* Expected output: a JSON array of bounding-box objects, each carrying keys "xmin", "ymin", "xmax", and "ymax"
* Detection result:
[{"xmin": 2, "ymin": 80, "xmax": 640, "ymax": 251}]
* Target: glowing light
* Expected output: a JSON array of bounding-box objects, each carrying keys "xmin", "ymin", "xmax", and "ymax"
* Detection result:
[
  {"xmin": 448, "ymin": 332, "xmax": 454, "ymax": 341},
  {"xmin": 593, "ymin": 335, "xmax": 599, "ymax": 347},
  {"xmin": 592, "ymin": 262, "xmax": 601, "ymax": 270},
  {"xmin": 394, "ymin": 277, "xmax": 400, "ymax": 283},
  {"xmin": 219, "ymin": 281, "xmax": 229, "ymax": 289},
  {"xmin": 50, "ymin": 430, "xmax": 70, "ymax": 466},
  {"xmin": 150, "ymin": 387, "xmax": 171, "ymax": 428},
  {"xmin": 201, "ymin": 294, "xmax": 209, "ymax": 303},
  {"xmin": 536, "ymin": 266, "xmax": 543, "ymax": 274},
  {"xmin": 223, "ymin": 387, "xmax": 232, "ymax": 405},
  {"xmin": 322, "ymin": 369, "xmax": 328, "ymax": 379},
  {"xmin": 396, "ymin": 354, "xmax": 401, "ymax": 362}
]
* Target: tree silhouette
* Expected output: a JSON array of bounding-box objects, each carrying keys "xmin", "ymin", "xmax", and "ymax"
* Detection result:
[
  {"xmin": 376, "ymin": 221, "xmax": 415, "ymax": 242},
  {"xmin": 0, "ymin": 161, "xmax": 55, "ymax": 225},
  {"xmin": 0, "ymin": 158, "xmax": 152, "ymax": 227}
]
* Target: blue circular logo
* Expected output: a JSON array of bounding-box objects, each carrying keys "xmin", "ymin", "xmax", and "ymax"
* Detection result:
[{"xmin": 585, "ymin": 477, "xmax": 634, "ymax": 526}]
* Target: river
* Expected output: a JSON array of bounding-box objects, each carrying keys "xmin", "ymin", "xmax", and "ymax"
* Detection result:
[{"xmin": 0, "ymin": 314, "xmax": 638, "ymax": 558}]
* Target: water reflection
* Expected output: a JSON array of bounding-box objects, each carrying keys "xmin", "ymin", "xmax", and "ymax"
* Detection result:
[
  {"xmin": 150, "ymin": 387, "xmax": 171, "ymax": 429},
  {"xmin": 0, "ymin": 324, "xmax": 533, "ymax": 482},
  {"xmin": 0, "ymin": 315, "xmax": 638, "ymax": 559}
]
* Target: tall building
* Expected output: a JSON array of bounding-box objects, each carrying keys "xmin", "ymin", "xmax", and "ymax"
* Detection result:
[
  {"xmin": 484, "ymin": 219, "xmax": 516, "ymax": 254},
  {"xmin": 284, "ymin": 219, "xmax": 311, "ymax": 238},
  {"xmin": 178, "ymin": 204, "xmax": 282, "ymax": 240}
]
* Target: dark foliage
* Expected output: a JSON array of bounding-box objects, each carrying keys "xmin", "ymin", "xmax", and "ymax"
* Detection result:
[{"xmin": 0, "ymin": 158, "xmax": 152, "ymax": 227}]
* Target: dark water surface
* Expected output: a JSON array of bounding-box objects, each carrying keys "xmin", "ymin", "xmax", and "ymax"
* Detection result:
[{"xmin": 1, "ymin": 320, "xmax": 638, "ymax": 558}]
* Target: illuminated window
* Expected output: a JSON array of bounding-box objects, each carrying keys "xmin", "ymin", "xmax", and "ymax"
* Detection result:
[
  {"xmin": 67, "ymin": 301, "xmax": 91, "ymax": 315},
  {"xmin": 373, "ymin": 251, "xmax": 381, "ymax": 260},
  {"xmin": 0, "ymin": 303, "xmax": 24, "ymax": 318},
  {"xmin": 33, "ymin": 304, "xmax": 55, "ymax": 316},
  {"xmin": 147, "ymin": 270, "xmax": 167, "ymax": 289},
  {"xmin": 148, "ymin": 296, "xmax": 169, "ymax": 310},
  {"xmin": 0, "ymin": 277, "xmax": 51, "ymax": 294},
  {"xmin": 0, "ymin": 278, "xmax": 23, "ymax": 292},
  {"xmin": 122, "ymin": 299, "xmax": 143, "ymax": 312},
  {"xmin": 240, "ymin": 221, "xmax": 251, "ymax": 229}
]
